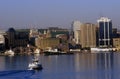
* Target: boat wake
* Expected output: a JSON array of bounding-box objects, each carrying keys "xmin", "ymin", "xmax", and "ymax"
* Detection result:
[{"xmin": 0, "ymin": 70, "xmax": 35, "ymax": 79}]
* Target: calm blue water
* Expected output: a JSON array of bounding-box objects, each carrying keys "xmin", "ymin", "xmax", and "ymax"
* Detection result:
[{"xmin": 0, "ymin": 52, "xmax": 120, "ymax": 79}]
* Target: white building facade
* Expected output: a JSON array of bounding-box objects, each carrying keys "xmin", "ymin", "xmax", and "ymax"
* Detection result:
[{"xmin": 71, "ymin": 21, "xmax": 81, "ymax": 44}]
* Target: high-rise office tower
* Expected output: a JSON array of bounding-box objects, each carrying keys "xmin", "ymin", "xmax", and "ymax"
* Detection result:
[
  {"xmin": 71, "ymin": 21, "xmax": 81, "ymax": 44},
  {"xmin": 80, "ymin": 23, "xmax": 96, "ymax": 48},
  {"xmin": 97, "ymin": 17, "xmax": 112, "ymax": 47}
]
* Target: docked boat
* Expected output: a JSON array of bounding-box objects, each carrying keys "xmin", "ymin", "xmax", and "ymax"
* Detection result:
[
  {"xmin": 91, "ymin": 47, "xmax": 113, "ymax": 52},
  {"xmin": 28, "ymin": 57, "xmax": 42, "ymax": 70},
  {"xmin": 4, "ymin": 49, "xmax": 14, "ymax": 56},
  {"xmin": 45, "ymin": 48, "xmax": 58, "ymax": 52},
  {"xmin": 34, "ymin": 48, "xmax": 40, "ymax": 54},
  {"xmin": 44, "ymin": 49, "xmax": 73, "ymax": 56}
]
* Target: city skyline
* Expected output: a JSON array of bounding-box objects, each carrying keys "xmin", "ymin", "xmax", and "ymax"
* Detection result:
[{"xmin": 0, "ymin": 0, "xmax": 120, "ymax": 30}]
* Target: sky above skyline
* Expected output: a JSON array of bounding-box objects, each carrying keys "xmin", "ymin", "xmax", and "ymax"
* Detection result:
[{"xmin": 0, "ymin": 0, "xmax": 120, "ymax": 30}]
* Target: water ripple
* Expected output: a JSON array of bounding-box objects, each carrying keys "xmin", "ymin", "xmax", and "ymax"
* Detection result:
[{"xmin": 0, "ymin": 70, "xmax": 35, "ymax": 79}]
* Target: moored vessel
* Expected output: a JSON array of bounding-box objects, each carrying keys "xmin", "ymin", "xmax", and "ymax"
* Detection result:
[
  {"xmin": 4, "ymin": 49, "xmax": 14, "ymax": 56},
  {"xmin": 34, "ymin": 48, "xmax": 40, "ymax": 54}
]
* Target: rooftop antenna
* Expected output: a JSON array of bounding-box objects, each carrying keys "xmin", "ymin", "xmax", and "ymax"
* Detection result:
[{"xmin": 99, "ymin": 10, "xmax": 104, "ymax": 18}]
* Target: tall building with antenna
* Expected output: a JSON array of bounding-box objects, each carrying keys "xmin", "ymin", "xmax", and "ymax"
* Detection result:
[{"xmin": 97, "ymin": 17, "xmax": 113, "ymax": 47}]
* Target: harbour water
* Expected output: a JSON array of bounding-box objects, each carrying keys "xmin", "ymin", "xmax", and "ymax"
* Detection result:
[{"xmin": 0, "ymin": 52, "xmax": 120, "ymax": 79}]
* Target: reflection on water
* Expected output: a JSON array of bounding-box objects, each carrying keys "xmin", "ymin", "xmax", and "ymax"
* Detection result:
[
  {"xmin": 0, "ymin": 56, "xmax": 5, "ymax": 70},
  {"xmin": 0, "ymin": 52, "xmax": 120, "ymax": 79},
  {"xmin": 74, "ymin": 52, "xmax": 113, "ymax": 79},
  {"xmin": 4, "ymin": 55, "xmax": 32, "ymax": 70}
]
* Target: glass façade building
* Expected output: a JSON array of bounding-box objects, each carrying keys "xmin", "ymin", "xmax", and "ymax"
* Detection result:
[{"xmin": 97, "ymin": 17, "xmax": 112, "ymax": 47}]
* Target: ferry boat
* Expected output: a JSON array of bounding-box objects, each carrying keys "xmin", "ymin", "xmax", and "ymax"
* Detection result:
[{"xmin": 28, "ymin": 57, "xmax": 42, "ymax": 70}]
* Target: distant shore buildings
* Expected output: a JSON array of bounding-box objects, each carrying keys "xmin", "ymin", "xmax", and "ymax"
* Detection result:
[
  {"xmin": 1, "ymin": 17, "xmax": 120, "ymax": 53},
  {"xmin": 71, "ymin": 17, "xmax": 120, "ymax": 51},
  {"xmin": 0, "ymin": 34, "xmax": 5, "ymax": 51}
]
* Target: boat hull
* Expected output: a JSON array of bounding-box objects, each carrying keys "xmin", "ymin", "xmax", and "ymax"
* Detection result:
[
  {"xmin": 28, "ymin": 64, "xmax": 42, "ymax": 70},
  {"xmin": 32, "ymin": 66, "xmax": 43, "ymax": 70}
]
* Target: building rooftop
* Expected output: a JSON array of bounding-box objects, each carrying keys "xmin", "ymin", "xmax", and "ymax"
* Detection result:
[{"xmin": 97, "ymin": 17, "xmax": 111, "ymax": 22}]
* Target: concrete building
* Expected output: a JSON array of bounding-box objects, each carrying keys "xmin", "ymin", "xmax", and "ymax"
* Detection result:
[
  {"xmin": 29, "ymin": 28, "xmax": 39, "ymax": 38},
  {"xmin": 113, "ymin": 38, "xmax": 120, "ymax": 47},
  {"xmin": 80, "ymin": 23, "xmax": 97, "ymax": 48},
  {"xmin": 6, "ymin": 28, "xmax": 16, "ymax": 48},
  {"xmin": 35, "ymin": 38, "xmax": 60, "ymax": 50},
  {"xmin": 71, "ymin": 21, "xmax": 81, "ymax": 44},
  {"xmin": 0, "ymin": 34, "xmax": 5, "ymax": 51},
  {"xmin": 112, "ymin": 38, "xmax": 120, "ymax": 51},
  {"xmin": 6, "ymin": 28, "xmax": 29, "ymax": 48},
  {"xmin": 56, "ymin": 34, "xmax": 68, "ymax": 40},
  {"xmin": 112, "ymin": 28, "xmax": 120, "ymax": 38},
  {"xmin": 0, "ymin": 35, "xmax": 5, "ymax": 44},
  {"xmin": 97, "ymin": 17, "xmax": 113, "ymax": 47}
]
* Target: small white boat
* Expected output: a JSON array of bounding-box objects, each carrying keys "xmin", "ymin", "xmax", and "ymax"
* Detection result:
[
  {"xmin": 4, "ymin": 49, "xmax": 14, "ymax": 56},
  {"xmin": 34, "ymin": 49, "xmax": 40, "ymax": 54},
  {"xmin": 28, "ymin": 57, "xmax": 42, "ymax": 70}
]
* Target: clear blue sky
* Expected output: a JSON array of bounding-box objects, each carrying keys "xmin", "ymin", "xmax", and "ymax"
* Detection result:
[{"xmin": 0, "ymin": 0, "xmax": 120, "ymax": 30}]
